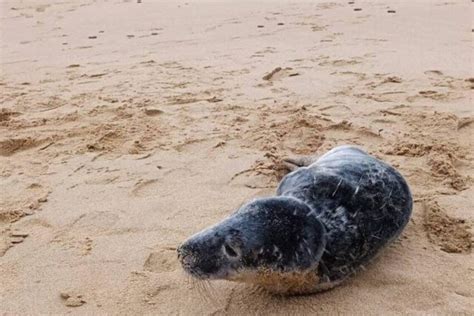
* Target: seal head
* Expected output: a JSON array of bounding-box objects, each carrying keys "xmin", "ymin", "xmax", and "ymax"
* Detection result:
[{"xmin": 178, "ymin": 197, "xmax": 326, "ymax": 292}]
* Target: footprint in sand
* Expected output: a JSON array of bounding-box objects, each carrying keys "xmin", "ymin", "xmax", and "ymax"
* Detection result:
[
  {"xmin": 0, "ymin": 231, "xmax": 29, "ymax": 257},
  {"xmin": 464, "ymin": 78, "xmax": 474, "ymax": 89},
  {"xmin": 143, "ymin": 248, "xmax": 179, "ymax": 273},
  {"xmin": 457, "ymin": 117, "xmax": 474, "ymax": 130},
  {"xmin": 424, "ymin": 70, "xmax": 444, "ymax": 76},
  {"xmin": 60, "ymin": 291, "xmax": 86, "ymax": 307},
  {"xmin": 324, "ymin": 120, "xmax": 383, "ymax": 145},
  {"xmin": 143, "ymin": 108, "xmax": 164, "ymax": 116},
  {"xmin": 319, "ymin": 58, "xmax": 361, "ymax": 67},
  {"xmin": 0, "ymin": 137, "xmax": 47, "ymax": 157},
  {"xmin": 422, "ymin": 201, "xmax": 472, "ymax": 253},
  {"xmin": 261, "ymin": 67, "xmax": 300, "ymax": 82},
  {"xmin": 130, "ymin": 179, "xmax": 160, "ymax": 197},
  {"xmin": 68, "ymin": 212, "xmax": 120, "ymax": 233},
  {"xmin": 0, "ymin": 109, "xmax": 21, "ymax": 122}
]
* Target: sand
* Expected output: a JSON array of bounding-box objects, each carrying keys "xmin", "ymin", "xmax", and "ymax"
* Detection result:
[{"xmin": 0, "ymin": 0, "xmax": 473, "ymax": 314}]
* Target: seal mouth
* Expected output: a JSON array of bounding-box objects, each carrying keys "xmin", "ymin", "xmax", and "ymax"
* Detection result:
[{"xmin": 177, "ymin": 246, "xmax": 202, "ymax": 278}]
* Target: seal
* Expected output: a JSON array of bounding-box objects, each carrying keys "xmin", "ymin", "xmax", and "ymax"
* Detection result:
[{"xmin": 177, "ymin": 145, "xmax": 413, "ymax": 295}]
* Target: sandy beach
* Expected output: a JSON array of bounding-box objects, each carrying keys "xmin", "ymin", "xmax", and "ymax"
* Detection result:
[{"xmin": 1, "ymin": 0, "xmax": 473, "ymax": 314}]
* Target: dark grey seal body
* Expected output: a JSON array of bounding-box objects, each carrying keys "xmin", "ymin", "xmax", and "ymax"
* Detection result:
[{"xmin": 178, "ymin": 145, "xmax": 412, "ymax": 294}]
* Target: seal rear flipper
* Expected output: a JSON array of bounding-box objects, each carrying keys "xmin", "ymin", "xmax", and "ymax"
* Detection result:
[{"xmin": 281, "ymin": 155, "xmax": 317, "ymax": 172}]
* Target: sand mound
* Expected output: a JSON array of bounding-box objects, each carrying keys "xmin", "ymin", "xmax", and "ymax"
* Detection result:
[{"xmin": 0, "ymin": 137, "xmax": 45, "ymax": 156}]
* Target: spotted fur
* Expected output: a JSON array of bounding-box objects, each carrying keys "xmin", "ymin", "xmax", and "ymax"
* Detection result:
[{"xmin": 178, "ymin": 145, "xmax": 413, "ymax": 294}]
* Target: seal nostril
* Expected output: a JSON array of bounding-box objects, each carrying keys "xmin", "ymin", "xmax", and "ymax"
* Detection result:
[
  {"xmin": 177, "ymin": 245, "xmax": 189, "ymax": 261},
  {"xmin": 223, "ymin": 243, "xmax": 239, "ymax": 258}
]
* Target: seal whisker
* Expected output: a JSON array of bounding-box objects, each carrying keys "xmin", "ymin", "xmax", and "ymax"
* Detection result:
[
  {"xmin": 332, "ymin": 178, "xmax": 343, "ymax": 197},
  {"xmin": 204, "ymin": 280, "xmax": 220, "ymax": 303},
  {"xmin": 202, "ymin": 280, "xmax": 220, "ymax": 306},
  {"xmin": 194, "ymin": 279, "xmax": 214, "ymax": 304}
]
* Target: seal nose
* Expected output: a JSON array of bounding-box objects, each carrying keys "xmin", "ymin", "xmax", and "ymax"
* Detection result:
[
  {"xmin": 177, "ymin": 243, "xmax": 191, "ymax": 262},
  {"xmin": 177, "ymin": 241, "xmax": 200, "ymax": 267},
  {"xmin": 177, "ymin": 245, "xmax": 184, "ymax": 260}
]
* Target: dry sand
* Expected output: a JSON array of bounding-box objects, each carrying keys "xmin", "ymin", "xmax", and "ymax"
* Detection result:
[{"xmin": 1, "ymin": 0, "xmax": 473, "ymax": 314}]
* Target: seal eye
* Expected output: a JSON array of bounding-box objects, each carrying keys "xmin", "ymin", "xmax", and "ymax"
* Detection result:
[{"xmin": 223, "ymin": 243, "xmax": 239, "ymax": 258}]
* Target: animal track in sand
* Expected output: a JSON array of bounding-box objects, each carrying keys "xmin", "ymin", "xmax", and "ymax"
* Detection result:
[
  {"xmin": 51, "ymin": 213, "xmax": 118, "ymax": 255},
  {"xmin": 412, "ymin": 90, "xmax": 453, "ymax": 101},
  {"xmin": 233, "ymin": 111, "xmax": 381, "ymax": 187},
  {"xmin": 379, "ymin": 109, "xmax": 471, "ymax": 191},
  {"xmin": 84, "ymin": 174, "xmax": 120, "ymax": 185},
  {"xmin": 427, "ymin": 156, "xmax": 468, "ymax": 191},
  {"xmin": 59, "ymin": 212, "xmax": 120, "ymax": 235},
  {"xmin": 0, "ymin": 183, "xmax": 50, "ymax": 248},
  {"xmin": 457, "ymin": 117, "xmax": 474, "ymax": 130},
  {"xmin": 325, "ymin": 120, "xmax": 382, "ymax": 141},
  {"xmin": 422, "ymin": 201, "xmax": 472, "ymax": 253},
  {"xmin": 130, "ymin": 179, "xmax": 160, "ymax": 197},
  {"xmin": 242, "ymin": 110, "xmax": 326, "ymax": 155},
  {"xmin": 261, "ymin": 67, "xmax": 300, "ymax": 82},
  {"xmin": 26, "ymin": 96, "xmax": 67, "ymax": 113},
  {"xmin": 143, "ymin": 248, "xmax": 179, "ymax": 273},
  {"xmin": 384, "ymin": 142, "xmax": 459, "ymax": 158},
  {"xmin": 60, "ymin": 290, "xmax": 86, "ymax": 307},
  {"xmin": 424, "ymin": 70, "xmax": 444, "ymax": 76},
  {"xmin": 166, "ymin": 93, "xmax": 224, "ymax": 105},
  {"xmin": 465, "ymin": 78, "xmax": 474, "ymax": 89},
  {"xmin": 0, "ymin": 109, "xmax": 21, "ymax": 123},
  {"xmin": 318, "ymin": 104, "xmax": 353, "ymax": 113},
  {"xmin": 0, "ymin": 229, "xmax": 29, "ymax": 257},
  {"xmin": 143, "ymin": 108, "xmax": 164, "ymax": 116},
  {"xmin": 229, "ymin": 152, "xmax": 290, "ymax": 189},
  {"xmin": 0, "ymin": 210, "xmax": 26, "ymax": 225},
  {"xmin": 318, "ymin": 57, "xmax": 361, "ymax": 67},
  {"xmin": 119, "ymin": 272, "xmax": 180, "ymax": 309},
  {"xmin": 0, "ymin": 137, "xmax": 47, "ymax": 156}
]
